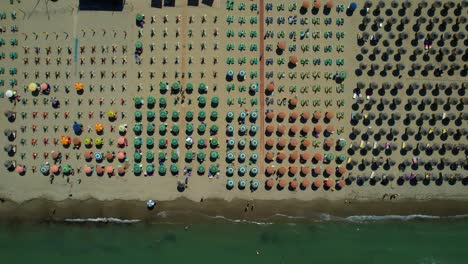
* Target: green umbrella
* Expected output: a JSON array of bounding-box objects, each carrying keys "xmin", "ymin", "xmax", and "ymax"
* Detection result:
[
  {"xmin": 146, "ymin": 165, "xmax": 154, "ymax": 174},
  {"xmin": 136, "ymin": 13, "xmax": 144, "ymax": 21},
  {"xmin": 250, "ymin": 139, "xmax": 258, "ymax": 148},
  {"xmin": 147, "ymin": 96, "xmax": 156, "ymax": 105},
  {"xmin": 325, "ymin": 153, "xmax": 334, "ymax": 161},
  {"xmin": 172, "ymin": 82, "xmax": 180, "ymax": 90},
  {"xmin": 186, "ymin": 83, "xmax": 194, "ymax": 93},
  {"xmin": 133, "ymin": 164, "xmax": 142, "ymax": 174},
  {"xmin": 239, "ymin": 179, "xmax": 247, "ymax": 188},
  {"xmin": 210, "ymin": 165, "xmax": 218, "ymax": 174},
  {"xmin": 147, "ymin": 123, "xmax": 155, "ymax": 133},
  {"xmin": 133, "ymin": 124, "xmax": 142, "ymax": 133},
  {"xmin": 227, "ymin": 179, "xmax": 235, "ymax": 188},
  {"xmin": 239, "ymin": 166, "xmax": 247, "ymax": 175},
  {"xmin": 146, "ymin": 151, "xmax": 154, "ymax": 161},
  {"xmin": 159, "ymin": 82, "xmax": 168, "ymax": 91},
  {"xmin": 210, "ymin": 125, "xmax": 219, "ymax": 133},
  {"xmin": 62, "ymin": 165, "xmax": 71, "ymax": 175},
  {"xmin": 227, "ymin": 125, "xmax": 234, "ymax": 134},
  {"xmin": 171, "ymin": 152, "xmax": 178, "ymax": 161},
  {"xmin": 198, "ymin": 139, "xmax": 206, "ymax": 147},
  {"xmin": 338, "ymin": 154, "xmax": 347, "ymax": 162},
  {"xmin": 160, "ymin": 110, "xmax": 168, "ymax": 119},
  {"xmin": 198, "ymin": 124, "xmax": 206, "ymax": 132},
  {"xmin": 159, "ymin": 138, "xmax": 167, "ymax": 147},
  {"xmin": 227, "ymin": 111, "xmax": 235, "ymax": 120},
  {"xmin": 185, "ymin": 152, "xmax": 193, "ymax": 160},
  {"xmin": 134, "ymin": 137, "xmax": 142, "ymax": 147},
  {"xmin": 134, "ymin": 152, "xmax": 142, "ymax": 161},
  {"xmin": 198, "ymin": 96, "xmax": 206, "ymax": 105},
  {"xmin": 170, "ymin": 164, "xmax": 179, "ymax": 173},
  {"xmin": 172, "ymin": 111, "xmax": 180, "ymax": 119},
  {"xmin": 227, "ymin": 166, "xmax": 235, "ymax": 176},
  {"xmin": 239, "ymin": 152, "xmax": 247, "ymax": 161},
  {"xmin": 199, "ymin": 83, "xmax": 207, "ymax": 92},
  {"xmin": 199, "ymin": 111, "xmax": 206, "ymax": 120},
  {"xmin": 197, "ymin": 165, "xmax": 205, "ymax": 174},
  {"xmin": 158, "ymin": 151, "xmax": 166, "ymax": 160},
  {"xmin": 250, "ymin": 167, "xmax": 259, "ymax": 176},
  {"xmin": 186, "ymin": 124, "xmax": 194, "ymax": 133},
  {"xmin": 197, "ymin": 152, "xmax": 205, "ymax": 161},
  {"xmin": 211, "ymin": 97, "xmax": 219, "ymax": 107},
  {"xmin": 158, "ymin": 165, "xmax": 166, "ymax": 175},
  {"xmin": 186, "ymin": 111, "xmax": 194, "ymax": 120},
  {"xmin": 146, "ymin": 137, "xmax": 154, "ymax": 146},
  {"xmin": 338, "ymin": 139, "xmax": 347, "ymax": 148},
  {"xmin": 250, "ymin": 83, "xmax": 258, "ymax": 91},
  {"xmin": 250, "ymin": 180, "xmax": 259, "ymax": 189},
  {"xmin": 135, "ymin": 41, "xmax": 143, "ymax": 49},
  {"xmin": 135, "ymin": 110, "xmax": 142, "ymax": 120},
  {"xmin": 339, "ymin": 71, "xmax": 347, "ymax": 79},
  {"xmin": 227, "ymin": 139, "xmax": 235, "ymax": 147},
  {"xmin": 171, "ymin": 125, "xmax": 179, "ymax": 134},
  {"xmin": 210, "ymin": 151, "xmax": 219, "ymax": 160},
  {"xmin": 210, "ymin": 138, "xmax": 218, "ymax": 146},
  {"xmin": 171, "ymin": 138, "xmax": 178, "ymax": 148},
  {"xmin": 147, "ymin": 111, "xmax": 155, "ymax": 120},
  {"xmin": 159, "ymin": 124, "xmax": 167, "ymax": 133},
  {"xmin": 210, "ymin": 111, "xmax": 218, "ymax": 120}
]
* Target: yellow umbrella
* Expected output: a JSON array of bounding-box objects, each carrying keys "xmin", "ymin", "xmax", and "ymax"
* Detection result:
[
  {"xmin": 84, "ymin": 137, "xmax": 92, "ymax": 145},
  {"xmin": 94, "ymin": 137, "xmax": 103, "ymax": 145},
  {"xmin": 75, "ymin": 82, "xmax": 83, "ymax": 91},
  {"xmin": 107, "ymin": 110, "xmax": 115, "ymax": 118},
  {"xmin": 95, "ymin": 123, "xmax": 103, "ymax": 132},
  {"xmin": 28, "ymin": 83, "xmax": 38, "ymax": 92}
]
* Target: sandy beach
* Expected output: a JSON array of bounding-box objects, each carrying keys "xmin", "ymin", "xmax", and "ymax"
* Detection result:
[{"xmin": 0, "ymin": 0, "xmax": 467, "ymax": 219}]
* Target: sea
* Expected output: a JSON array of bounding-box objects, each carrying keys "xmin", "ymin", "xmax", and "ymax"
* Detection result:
[{"xmin": 0, "ymin": 213, "xmax": 467, "ymax": 264}]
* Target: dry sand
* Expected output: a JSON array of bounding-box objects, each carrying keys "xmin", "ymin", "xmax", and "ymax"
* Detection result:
[{"xmin": 0, "ymin": 0, "xmax": 467, "ymax": 216}]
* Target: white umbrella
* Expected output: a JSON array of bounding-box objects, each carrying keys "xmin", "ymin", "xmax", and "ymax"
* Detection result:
[
  {"xmin": 146, "ymin": 200, "xmax": 155, "ymax": 208},
  {"xmin": 5, "ymin": 90, "xmax": 14, "ymax": 98}
]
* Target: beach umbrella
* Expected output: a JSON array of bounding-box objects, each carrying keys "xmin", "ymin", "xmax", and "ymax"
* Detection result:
[
  {"xmin": 5, "ymin": 90, "xmax": 14, "ymax": 98},
  {"xmin": 266, "ymin": 166, "xmax": 276, "ymax": 175},
  {"xmin": 170, "ymin": 164, "xmax": 179, "ymax": 174},
  {"xmin": 40, "ymin": 163, "xmax": 50, "ymax": 175},
  {"xmin": 290, "ymin": 180, "xmax": 299, "ymax": 190},
  {"xmin": 117, "ymin": 166, "xmax": 126, "ymax": 176},
  {"xmin": 197, "ymin": 166, "xmax": 205, "ymax": 174},
  {"xmin": 266, "ymin": 111, "xmax": 275, "ymax": 120},
  {"xmin": 146, "ymin": 151, "xmax": 154, "ymax": 161},
  {"xmin": 119, "ymin": 124, "xmax": 127, "ymax": 134},
  {"xmin": 289, "ymin": 152, "xmax": 299, "ymax": 162},
  {"xmin": 238, "ymin": 70, "xmax": 246, "ymax": 78},
  {"xmin": 62, "ymin": 164, "xmax": 71, "ymax": 175},
  {"xmin": 210, "ymin": 138, "xmax": 219, "ymax": 147},
  {"xmin": 170, "ymin": 138, "xmax": 178, "ymax": 148},
  {"xmin": 227, "ymin": 70, "xmax": 234, "ymax": 78},
  {"xmin": 250, "ymin": 139, "xmax": 258, "ymax": 148},
  {"xmin": 199, "ymin": 83, "xmax": 207, "ymax": 92},
  {"xmin": 171, "ymin": 125, "xmax": 179, "ymax": 134},
  {"xmin": 133, "ymin": 164, "xmax": 142, "ymax": 174},
  {"xmin": 186, "ymin": 83, "xmax": 194, "ymax": 93},
  {"xmin": 238, "ymin": 166, "xmax": 247, "ymax": 175},
  {"xmin": 84, "ymin": 151, "xmax": 93, "ymax": 160},
  {"xmin": 94, "ymin": 137, "xmax": 103, "ymax": 146},
  {"xmin": 158, "ymin": 165, "xmax": 166, "ymax": 175},
  {"xmin": 28, "ymin": 82, "xmax": 38, "ymax": 92},
  {"xmin": 73, "ymin": 122, "xmax": 82, "ymax": 134},
  {"xmin": 135, "ymin": 41, "xmax": 143, "ymax": 49},
  {"xmin": 95, "ymin": 166, "xmax": 104, "ymax": 175},
  {"xmin": 301, "ymin": 179, "xmax": 310, "ymax": 188},
  {"xmin": 227, "ymin": 179, "xmax": 235, "ymax": 188},
  {"xmin": 239, "ymin": 152, "xmax": 247, "ymax": 161},
  {"xmin": 278, "ymin": 111, "xmax": 287, "ymax": 120},
  {"xmin": 226, "ymin": 111, "xmax": 235, "ymax": 120},
  {"xmin": 198, "ymin": 96, "xmax": 206, "ymax": 106},
  {"xmin": 106, "ymin": 166, "xmax": 114, "ymax": 175},
  {"xmin": 199, "ymin": 111, "xmax": 207, "ymax": 120},
  {"xmin": 95, "ymin": 123, "xmax": 103, "ymax": 133},
  {"xmin": 159, "ymin": 124, "xmax": 167, "ymax": 133},
  {"xmin": 61, "ymin": 136, "xmax": 71, "ymax": 146},
  {"xmin": 277, "ymin": 152, "xmax": 287, "ymax": 161},
  {"xmin": 277, "ymin": 138, "xmax": 287, "ymax": 148},
  {"xmin": 72, "ymin": 137, "xmax": 81, "ymax": 147},
  {"xmin": 266, "ymin": 83, "xmax": 275, "ymax": 92},
  {"xmin": 300, "ymin": 152, "xmax": 311, "ymax": 161},
  {"xmin": 147, "ymin": 123, "xmax": 155, "ymax": 133},
  {"xmin": 170, "ymin": 151, "xmax": 178, "ymax": 161},
  {"xmin": 314, "ymin": 0, "xmax": 321, "ymax": 8},
  {"xmin": 51, "ymin": 165, "xmax": 59, "ymax": 174},
  {"xmin": 266, "ymin": 179, "xmax": 275, "ymax": 188},
  {"xmin": 278, "ymin": 179, "xmax": 287, "ymax": 188},
  {"xmin": 314, "ymin": 153, "xmax": 323, "ymax": 162},
  {"xmin": 325, "ymin": 166, "xmax": 334, "ymax": 176},
  {"xmin": 186, "ymin": 124, "xmax": 194, "ymax": 134},
  {"xmin": 265, "ymin": 124, "xmax": 275, "ymax": 133},
  {"xmin": 251, "ymin": 180, "xmax": 259, "ymax": 189},
  {"xmin": 277, "ymin": 124, "xmax": 286, "ymax": 134},
  {"xmin": 14, "ymin": 165, "xmax": 24, "ymax": 174},
  {"xmin": 172, "ymin": 82, "xmax": 180, "ymax": 91},
  {"xmin": 94, "ymin": 152, "xmax": 103, "ymax": 161},
  {"xmin": 136, "ymin": 13, "xmax": 144, "ymax": 21},
  {"xmin": 302, "ymin": 0, "xmax": 311, "ymax": 8},
  {"xmin": 251, "ymin": 153, "xmax": 258, "ymax": 162},
  {"xmin": 159, "ymin": 82, "xmax": 168, "ymax": 91},
  {"xmin": 325, "ymin": 0, "xmax": 333, "ymax": 8},
  {"xmin": 197, "ymin": 152, "xmax": 206, "ymax": 161},
  {"xmin": 210, "ymin": 165, "xmax": 218, "ymax": 174},
  {"xmin": 84, "ymin": 165, "xmax": 92, "ymax": 175},
  {"xmin": 289, "ymin": 166, "xmax": 298, "ymax": 175},
  {"xmin": 185, "ymin": 152, "xmax": 193, "ymax": 161},
  {"xmin": 134, "ymin": 137, "xmax": 142, "ymax": 148},
  {"xmin": 227, "ymin": 139, "xmax": 235, "ymax": 147},
  {"xmin": 302, "ymin": 139, "xmax": 311, "ymax": 147},
  {"xmin": 337, "ymin": 166, "xmax": 346, "ymax": 175},
  {"xmin": 211, "ymin": 96, "xmax": 219, "ymax": 106},
  {"xmin": 146, "ymin": 165, "xmax": 154, "ymax": 174},
  {"xmin": 339, "ymin": 71, "xmax": 347, "ymax": 80},
  {"xmin": 210, "ymin": 151, "xmax": 219, "ymax": 160},
  {"xmin": 348, "ymin": 2, "xmax": 357, "ymax": 11},
  {"xmin": 239, "ymin": 180, "xmax": 247, "ymax": 188},
  {"xmin": 325, "ymin": 111, "xmax": 334, "ymax": 120},
  {"xmin": 313, "ymin": 179, "xmax": 322, "ymax": 188},
  {"xmin": 117, "ymin": 151, "xmax": 126, "ymax": 160},
  {"xmin": 40, "ymin": 83, "xmax": 49, "ymax": 91},
  {"xmin": 185, "ymin": 111, "xmax": 194, "ymax": 121},
  {"xmin": 266, "ymin": 138, "xmax": 274, "ymax": 147},
  {"xmin": 266, "ymin": 152, "xmax": 274, "ymax": 161},
  {"xmin": 289, "ymin": 56, "xmax": 298, "ymax": 65},
  {"xmin": 107, "ymin": 110, "xmax": 115, "ymax": 119},
  {"xmin": 290, "ymin": 124, "xmax": 299, "ymax": 134},
  {"xmin": 210, "ymin": 111, "xmax": 218, "ymax": 120},
  {"xmin": 325, "ymin": 178, "xmax": 335, "ymax": 188},
  {"xmin": 313, "ymin": 111, "xmax": 321, "ymax": 121}
]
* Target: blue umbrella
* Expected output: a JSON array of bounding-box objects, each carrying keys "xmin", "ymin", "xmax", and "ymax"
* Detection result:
[
  {"xmin": 349, "ymin": 2, "xmax": 357, "ymax": 11},
  {"xmin": 94, "ymin": 152, "xmax": 103, "ymax": 161},
  {"xmin": 73, "ymin": 122, "xmax": 82, "ymax": 134}
]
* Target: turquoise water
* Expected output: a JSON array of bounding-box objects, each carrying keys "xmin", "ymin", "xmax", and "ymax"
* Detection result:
[{"xmin": 0, "ymin": 219, "xmax": 466, "ymax": 264}]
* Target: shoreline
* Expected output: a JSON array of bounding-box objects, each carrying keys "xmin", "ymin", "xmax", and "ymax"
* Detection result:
[{"xmin": 2, "ymin": 197, "xmax": 468, "ymax": 224}]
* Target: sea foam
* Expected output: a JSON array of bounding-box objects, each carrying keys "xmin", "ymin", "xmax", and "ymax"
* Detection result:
[{"xmin": 64, "ymin": 217, "xmax": 141, "ymax": 224}]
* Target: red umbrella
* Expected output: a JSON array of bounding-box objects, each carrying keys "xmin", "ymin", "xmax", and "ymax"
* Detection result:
[
  {"xmin": 325, "ymin": 166, "xmax": 334, "ymax": 176},
  {"xmin": 313, "ymin": 167, "xmax": 322, "ymax": 175},
  {"xmin": 266, "ymin": 166, "xmax": 276, "ymax": 175},
  {"xmin": 266, "ymin": 152, "xmax": 274, "ymax": 161},
  {"xmin": 277, "ymin": 41, "xmax": 286, "ymax": 50},
  {"xmin": 266, "ymin": 138, "xmax": 275, "ymax": 147},
  {"xmin": 117, "ymin": 136, "xmax": 127, "ymax": 146},
  {"xmin": 290, "ymin": 111, "xmax": 299, "ymax": 120},
  {"xmin": 289, "ymin": 138, "xmax": 299, "ymax": 147},
  {"xmin": 325, "ymin": 111, "xmax": 334, "ymax": 120},
  {"xmin": 277, "ymin": 152, "xmax": 287, "ymax": 161},
  {"xmin": 278, "ymin": 166, "xmax": 287, "ymax": 175},
  {"xmin": 301, "ymin": 166, "xmax": 309, "ymax": 175},
  {"xmin": 313, "ymin": 111, "xmax": 322, "ymax": 120},
  {"xmin": 266, "ymin": 124, "xmax": 275, "ymax": 133},
  {"xmin": 266, "ymin": 83, "xmax": 275, "ymax": 92},
  {"xmin": 289, "ymin": 98, "xmax": 298, "ymax": 106},
  {"xmin": 277, "ymin": 138, "xmax": 287, "ymax": 148},
  {"xmin": 313, "ymin": 179, "xmax": 322, "ymax": 187},
  {"xmin": 290, "ymin": 180, "xmax": 299, "ymax": 189},
  {"xmin": 300, "ymin": 152, "xmax": 310, "ymax": 161},
  {"xmin": 301, "ymin": 179, "xmax": 310, "ymax": 188},
  {"xmin": 289, "ymin": 166, "xmax": 298, "ymax": 175},
  {"xmin": 314, "ymin": 125, "xmax": 323, "ymax": 133},
  {"xmin": 302, "ymin": 139, "xmax": 311, "ymax": 147},
  {"xmin": 51, "ymin": 165, "xmax": 59, "ymax": 174},
  {"xmin": 266, "ymin": 179, "xmax": 275, "ymax": 188},
  {"xmin": 290, "ymin": 124, "xmax": 299, "ymax": 134},
  {"xmin": 278, "ymin": 179, "xmax": 287, "ymax": 188},
  {"xmin": 84, "ymin": 165, "xmax": 92, "ymax": 174},
  {"xmin": 325, "ymin": 178, "xmax": 335, "ymax": 188},
  {"xmin": 277, "ymin": 111, "xmax": 286, "ymax": 120},
  {"xmin": 277, "ymin": 124, "xmax": 286, "ymax": 134},
  {"xmin": 289, "ymin": 151, "xmax": 299, "ymax": 161},
  {"xmin": 15, "ymin": 165, "xmax": 24, "ymax": 173},
  {"xmin": 266, "ymin": 111, "xmax": 275, "ymax": 120},
  {"xmin": 289, "ymin": 56, "xmax": 298, "ymax": 65},
  {"xmin": 117, "ymin": 151, "xmax": 126, "ymax": 160}
]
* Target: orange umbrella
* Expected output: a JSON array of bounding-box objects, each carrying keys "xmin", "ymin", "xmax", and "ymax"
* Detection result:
[
  {"xmin": 314, "ymin": 153, "xmax": 323, "ymax": 161},
  {"xmin": 84, "ymin": 151, "xmax": 93, "ymax": 159},
  {"xmin": 15, "ymin": 165, "xmax": 24, "ymax": 173},
  {"xmin": 95, "ymin": 123, "xmax": 103, "ymax": 132},
  {"xmin": 325, "ymin": 0, "xmax": 333, "ymax": 8},
  {"xmin": 61, "ymin": 136, "xmax": 71, "ymax": 145},
  {"xmin": 290, "ymin": 111, "xmax": 299, "ymax": 120},
  {"xmin": 302, "ymin": 139, "xmax": 311, "ymax": 147},
  {"xmin": 278, "ymin": 179, "xmax": 287, "ymax": 188},
  {"xmin": 278, "ymin": 166, "xmax": 287, "ymax": 175},
  {"xmin": 51, "ymin": 165, "xmax": 59, "ymax": 174},
  {"xmin": 266, "ymin": 124, "xmax": 275, "ymax": 133},
  {"xmin": 314, "ymin": 125, "xmax": 323, "ymax": 133},
  {"xmin": 266, "ymin": 111, "xmax": 275, "ymax": 120},
  {"xmin": 289, "ymin": 56, "xmax": 298, "ymax": 65},
  {"xmin": 301, "ymin": 166, "xmax": 309, "ymax": 175},
  {"xmin": 266, "ymin": 166, "xmax": 276, "ymax": 175},
  {"xmin": 266, "ymin": 179, "xmax": 275, "ymax": 188},
  {"xmin": 289, "ymin": 98, "xmax": 298, "ymax": 106},
  {"xmin": 52, "ymin": 151, "xmax": 61, "ymax": 159},
  {"xmin": 84, "ymin": 165, "xmax": 92, "ymax": 174},
  {"xmin": 266, "ymin": 152, "xmax": 274, "ymax": 161},
  {"xmin": 277, "ymin": 152, "xmax": 287, "ymax": 160},
  {"xmin": 326, "ymin": 125, "xmax": 334, "ymax": 133},
  {"xmin": 302, "ymin": 0, "xmax": 311, "ymax": 8},
  {"xmin": 338, "ymin": 179, "xmax": 346, "ymax": 188},
  {"xmin": 118, "ymin": 166, "xmax": 126, "ymax": 175},
  {"xmin": 96, "ymin": 166, "xmax": 104, "ymax": 174},
  {"xmin": 325, "ymin": 166, "xmax": 334, "ymax": 176},
  {"xmin": 301, "ymin": 125, "xmax": 311, "ymax": 133},
  {"xmin": 313, "ymin": 179, "xmax": 322, "ymax": 187},
  {"xmin": 313, "ymin": 111, "xmax": 321, "ymax": 120},
  {"xmin": 106, "ymin": 152, "xmax": 114, "ymax": 161},
  {"xmin": 337, "ymin": 166, "xmax": 346, "ymax": 175},
  {"xmin": 313, "ymin": 167, "xmax": 322, "ymax": 175},
  {"xmin": 75, "ymin": 82, "xmax": 83, "ymax": 91},
  {"xmin": 325, "ymin": 111, "xmax": 334, "ymax": 120},
  {"xmin": 117, "ymin": 151, "xmax": 126, "ymax": 160},
  {"xmin": 300, "ymin": 152, "xmax": 310, "ymax": 161},
  {"xmin": 289, "ymin": 151, "xmax": 299, "ymax": 161},
  {"xmin": 325, "ymin": 178, "xmax": 335, "ymax": 188},
  {"xmin": 72, "ymin": 137, "xmax": 81, "ymax": 146},
  {"xmin": 117, "ymin": 136, "xmax": 126, "ymax": 145},
  {"xmin": 277, "ymin": 41, "xmax": 286, "ymax": 50},
  {"xmin": 301, "ymin": 111, "xmax": 310, "ymax": 120},
  {"xmin": 290, "ymin": 124, "xmax": 299, "ymax": 134},
  {"xmin": 290, "ymin": 180, "xmax": 299, "ymax": 189},
  {"xmin": 277, "ymin": 124, "xmax": 286, "ymax": 134},
  {"xmin": 277, "ymin": 111, "xmax": 286, "ymax": 120},
  {"xmin": 277, "ymin": 138, "xmax": 287, "ymax": 148},
  {"xmin": 325, "ymin": 139, "xmax": 334, "ymax": 147},
  {"xmin": 314, "ymin": 0, "xmax": 321, "ymax": 9},
  {"xmin": 289, "ymin": 138, "xmax": 299, "ymax": 147},
  {"xmin": 289, "ymin": 166, "xmax": 298, "ymax": 175},
  {"xmin": 301, "ymin": 179, "xmax": 310, "ymax": 188},
  {"xmin": 266, "ymin": 138, "xmax": 275, "ymax": 147},
  {"xmin": 266, "ymin": 83, "xmax": 275, "ymax": 92},
  {"xmin": 106, "ymin": 166, "xmax": 114, "ymax": 174}
]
